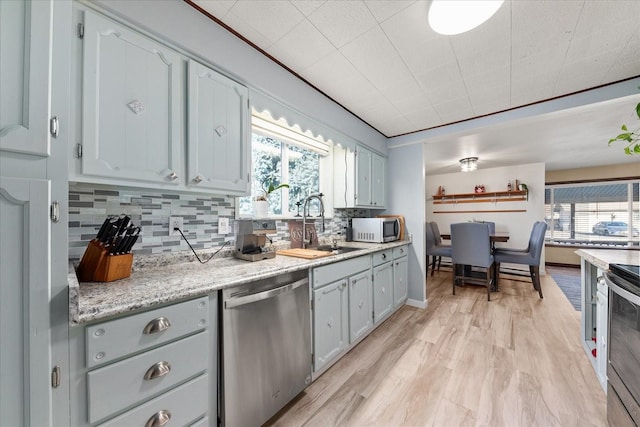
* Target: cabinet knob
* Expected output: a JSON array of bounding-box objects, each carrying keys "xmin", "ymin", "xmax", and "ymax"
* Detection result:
[
  {"xmin": 145, "ymin": 410, "xmax": 171, "ymax": 427},
  {"xmin": 143, "ymin": 316, "xmax": 171, "ymax": 334},
  {"xmin": 167, "ymin": 172, "xmax": 178, "ymax": 180},
  {"xmin": 144, "ymin": 361, "xmax": 172, "ymax": 380},
  {"xmin": 193, "ymin": 175, "xmax": 203, "ymax": 184},
  {"xmin": 382, "ymin": 253, "xmax": 387, "ymax": 259}
]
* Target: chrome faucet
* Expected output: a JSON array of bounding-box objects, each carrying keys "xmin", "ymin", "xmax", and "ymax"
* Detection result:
[{"xmin": 302, "ymin": 193, "xmax": 325, "ymax": 249}]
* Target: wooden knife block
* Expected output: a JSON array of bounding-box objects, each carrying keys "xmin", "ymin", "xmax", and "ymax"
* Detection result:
[{"xmin": 77, "ymin": 240, "xmax": 133, "ymax": 282}]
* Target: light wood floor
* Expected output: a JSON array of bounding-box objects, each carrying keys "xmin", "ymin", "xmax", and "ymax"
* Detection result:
[{"xmin": 267, "ymin": 269, "xmax": 607, "ymax": 427}]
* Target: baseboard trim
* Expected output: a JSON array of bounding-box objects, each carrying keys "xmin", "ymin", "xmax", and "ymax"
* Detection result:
[{"xmin": 406, "ymin": 298, "xmax": 427, "ymax": 309}]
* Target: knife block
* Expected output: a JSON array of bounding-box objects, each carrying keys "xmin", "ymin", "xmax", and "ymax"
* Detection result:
[{"xmin": 77, "ymin": 240, "xmax": 133, "ymax": 282}]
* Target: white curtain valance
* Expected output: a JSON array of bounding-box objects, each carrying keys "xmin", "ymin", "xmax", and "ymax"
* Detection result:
[{"xmin": 249, "ymin": 89, "xmax": 358, "ymax": 151}]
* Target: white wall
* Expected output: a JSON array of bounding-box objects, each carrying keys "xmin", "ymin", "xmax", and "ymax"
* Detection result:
[
  {"xmin": 386, "ymin": 143, "xmax": 426, "ymax": 307},
  {"xmin": 426, "ymin": 162, "xmax": 546, "ymax": 273},
  {"xmin": 88, "ymin": 0, "xmax": 388, "ymax": 154}
]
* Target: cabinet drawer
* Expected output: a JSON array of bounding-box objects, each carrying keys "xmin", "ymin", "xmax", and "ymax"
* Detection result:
[
  {"xmin": 88, "ymin": 332, "xmax": 208, "ymax": 423},
  {"xmin": 86, "ymin": 296, "xmax": 208, "ymax": 368},
  {"xmin": 97, "ymin": 374, "xmax": 208, "ymax": 427},
  {"xmin": 372, "ymin": 249, "xmax": 392, "ymax": 266},
  {"xmin": 393, "ymin": 245, "xmax": 408, "ymax": 259},
  {"xmin": 313, "ymin": 256, "xmax": 370, "ymax": 289}
]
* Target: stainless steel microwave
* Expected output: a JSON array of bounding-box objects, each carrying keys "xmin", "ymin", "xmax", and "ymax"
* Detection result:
[{"xmin": 351, "ymin": 218, "xmax": 401, "ymax": 243}]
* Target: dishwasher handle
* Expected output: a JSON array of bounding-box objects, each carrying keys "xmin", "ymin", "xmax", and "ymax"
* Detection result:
[{"xmin": 225, "ymin": 278, "xmax": 308, "ymax": 309}]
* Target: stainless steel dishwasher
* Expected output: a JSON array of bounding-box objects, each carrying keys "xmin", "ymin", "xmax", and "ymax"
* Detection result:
[{"xmin": 221, "ymin": 269, "xmax": 311, "ymax": 426}]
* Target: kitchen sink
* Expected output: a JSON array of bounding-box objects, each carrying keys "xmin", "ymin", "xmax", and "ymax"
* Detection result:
[{"xmin": 314, "ymin": 245, "xmax": 363, "ymax": 255}]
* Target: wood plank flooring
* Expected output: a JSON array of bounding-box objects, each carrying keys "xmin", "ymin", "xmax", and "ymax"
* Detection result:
[{"xmin": 266, "ymin": 270, "xmax": 607, "ymax": 427}]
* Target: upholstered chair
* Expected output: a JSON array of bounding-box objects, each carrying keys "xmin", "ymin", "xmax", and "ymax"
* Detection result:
[
  {"xmin": 426, "ymin": 222, "xmax": 452, "ymax": 277},
  {"xmin": 493, "ymin": 221, "xmax": 548, "ymax": 298},
  {"xmin": 451, "ymin": 222, "xmax": 495, "ymax": 301}
]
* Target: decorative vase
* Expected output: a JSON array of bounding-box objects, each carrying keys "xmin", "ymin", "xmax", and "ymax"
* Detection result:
[{"xmin": 253, "ymin": 200, "xmax": 269, "ymax": 218}]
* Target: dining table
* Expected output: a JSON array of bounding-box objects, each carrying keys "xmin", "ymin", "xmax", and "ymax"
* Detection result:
[{"xmin": 440, "ymin": 231, "xmax": 510, "ymax": 243}]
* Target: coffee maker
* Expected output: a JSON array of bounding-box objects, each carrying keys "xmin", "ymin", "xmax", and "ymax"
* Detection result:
[{"xmin": 234, "ymin": 219, "xmax": 277, "ymax": 261}]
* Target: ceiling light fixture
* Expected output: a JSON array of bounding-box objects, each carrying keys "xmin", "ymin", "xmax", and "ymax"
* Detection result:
[
  {"xmin": 428, "ymin": 0, "xmax": 504, "ymax": 35},
  {"xmin": 460, "ymin": 157, "xmax": 478, "ymax": 172}
]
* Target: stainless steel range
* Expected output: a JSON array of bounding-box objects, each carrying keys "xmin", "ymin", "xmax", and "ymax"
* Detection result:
[{"xmin": 605, "ymin": 263, "xmax": 640, "ymax": 426}]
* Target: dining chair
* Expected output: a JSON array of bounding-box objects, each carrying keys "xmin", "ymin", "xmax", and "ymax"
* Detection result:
[
  {"xmin": 426, "ymin": 222, "xmax": 452, "ymax": 276},
  {"xmin": 451, "ymin": 222, "xmax": 495, "ymax": 301},
  {"xmin": 493, "ymin": 221, "xmax": 548, "ymax": 298}
]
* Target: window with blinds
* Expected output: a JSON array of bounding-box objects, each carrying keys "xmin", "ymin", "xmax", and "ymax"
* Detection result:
[{"xmin": 545, "ymin": 181, "xmax": 640, "ymax": 247}]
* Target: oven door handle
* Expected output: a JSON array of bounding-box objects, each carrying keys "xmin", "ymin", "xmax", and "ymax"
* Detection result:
[
  {"xmin": 224, "ymin": 278, "xmax": 308, "ymax": 309},
  {"xmin": 605, "ymin": 272, "xmax": 640, "ymax": 306}
]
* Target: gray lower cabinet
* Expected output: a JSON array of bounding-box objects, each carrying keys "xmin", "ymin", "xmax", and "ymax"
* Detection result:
[
  {"xmin": 0, "ymin": 177, "xmax": 53, "ymax": 426},
  {"xmin": 348, "ymin": 270, "xmax": 373, "ymax": 343},
  {"xmin": 312, "ymin": 279, "xmax": 349, "ymax": 373},
  {"xmin": 312, "ymin": 256, "xmax": 370, "ymax": 375},
  {"xmin": 393, "ymin": 247, "xmax": 409, "ymax": 307},
  {"xmin": 311, "ymin": 246, "xmax": 409, "ymax": 377},
  {"xmin": 373, "ymin": 261, "xmax": 394, "ymax": 324},
  {"xmin": 69, "ymin": 295, "xmax": 216, "ymax": 426}
]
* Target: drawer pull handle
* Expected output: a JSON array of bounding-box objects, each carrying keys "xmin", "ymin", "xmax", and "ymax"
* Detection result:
[
  {"xmin": 145, "ymin": 410, "xmax": 171, "ymax": 427},
  {"xmin": 144, "ymin": 361, "xmax": 171, "ymax": 380},
  {"xmin": 143, "ymin": 317, "xmax": 171, "ymax": 334}
]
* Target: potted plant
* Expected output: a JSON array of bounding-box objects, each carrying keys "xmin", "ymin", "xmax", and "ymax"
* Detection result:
[
  {"xmin": 608, "ymin": 92, "xmax": 640, "ymax": 155},
  {"xmin": 253, "ymin": 181, "xmax": 289, "ymax": 218}
]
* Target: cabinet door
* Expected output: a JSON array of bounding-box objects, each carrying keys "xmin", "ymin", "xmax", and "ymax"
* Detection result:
[
  {"xmin": 371, "ymin": 152, "xmax": 386, "ymax": 208},
  {"xmin": 373, "ymin": 262, "xmax": 393, "ymax": 324},
  {"xmin": 313, "ymin": 280, "xmax": 348, "ymax": 372},
  {"xmin": 596, "ymin": 289, "xmax": 608, "ymax": 391},
  {"xmin": 349, "ymin": 270, "xmax": 373, "ymax": 343},
  {"xmin": 394, "ymin": 256, "xmax": 408, "ymax": 308},
  {"xmin": 0, "ymin": 177, "xmax": 52, "ymax": 426},
  {"xmin": 355, "ymin": 147, "xmax": 372, "ymax": 207},
  {"xmin": 81, "ymin": 10, "xmax": 183, "ymax": 185},
  {"xmin": 187, "ymin": 60, "xmax": 250, "ymax": 194},
  {"xmin": 0, "ymin": 0, "xmax": 52, "ymax": 156}
]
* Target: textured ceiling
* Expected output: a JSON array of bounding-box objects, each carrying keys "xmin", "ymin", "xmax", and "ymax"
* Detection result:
[{"xmin": 191, "ymin": 0, "xmax": 640, "ymax": 138}]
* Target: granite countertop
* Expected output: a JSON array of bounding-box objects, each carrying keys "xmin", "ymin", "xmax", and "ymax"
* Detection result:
[
  {"xmin": 575, "ymin": 248, "xmax": 640, "ymax": 271},
  {"xmin": 69, "ymin": 240, "xmax": 411, "ymax": 325}
]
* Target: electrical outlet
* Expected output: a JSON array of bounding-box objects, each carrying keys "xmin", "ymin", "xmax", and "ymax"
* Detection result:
[
  {"xmin": 169, "ymin": 216, "xmax": 184, "ymax": 236},
  {"xmin": 219, "ymin": 217, "xmax": 230, "ymax": 234}
]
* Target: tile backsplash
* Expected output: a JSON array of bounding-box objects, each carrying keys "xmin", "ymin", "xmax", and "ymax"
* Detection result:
[{"xmin": 69, "ymin": 183, "xmax": 370, "ymax": 260}]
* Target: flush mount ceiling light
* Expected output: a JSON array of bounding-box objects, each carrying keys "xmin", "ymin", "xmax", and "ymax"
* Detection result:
[
  {"xmin": 429, "ymin": 0, "xmax": 504, "ymax": 35},
  {"xmin": 460, "ymin": 157, "xmax": 478, "ymax": 172}
]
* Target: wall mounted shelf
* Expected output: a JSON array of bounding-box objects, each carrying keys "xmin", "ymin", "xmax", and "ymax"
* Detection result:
[{"xmin": 432, "ymin": 190, "xmax": 528, "ymax": 204}]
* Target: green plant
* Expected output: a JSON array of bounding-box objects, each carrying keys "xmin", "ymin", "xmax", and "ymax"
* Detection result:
[
  {"xmin": 608, "ymin": 94, "xmax": 640, "ymax": 155},
  {"xmin": 255, "ymin": 181, "xmax": 289, "ymax": 201}
]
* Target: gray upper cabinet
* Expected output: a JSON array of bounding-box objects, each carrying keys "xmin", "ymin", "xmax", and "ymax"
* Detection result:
[
  {"xmin": 0, "ymin": 0, "xmax": 53, "ymax": 156},
  {"xmin": 371, "ymin": 152, "xmax": 386, "ymax": 208},
  {"xmin": 0, "ymin": 177, "xmax": 52, "ymax": 426},
  {"xmin": 79, "ymin": 9, "xmax": 184, "ymax": 186},
  {"xmin": 187, "ymin": 60, "xmax": 250, "ymax": 195},
  {"xmin": 355, "ymin": 147, "xmax": 372, "ymax": 206},
  {"xmin": 333, "ymin": 144, "xmax": 386, "ymax": 209}
]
